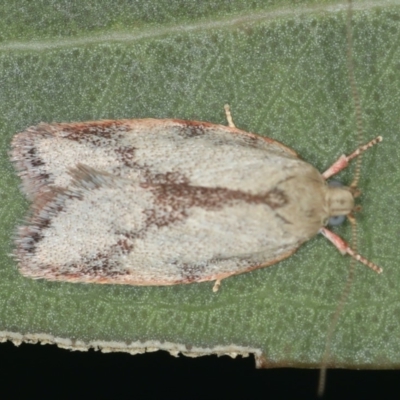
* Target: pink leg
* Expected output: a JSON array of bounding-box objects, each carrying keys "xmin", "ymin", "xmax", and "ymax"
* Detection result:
[
  {"xmin": 322, "ymin": 136, "xmax": 382, "ymax": 180},
  {"xmin": 319, "ymin": 227, "xmax": 382, "ymax": 273}
]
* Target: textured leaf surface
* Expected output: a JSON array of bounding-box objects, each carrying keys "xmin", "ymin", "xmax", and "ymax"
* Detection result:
[{"xmin": 0, "ymin": 0, "xmax": 399, "ymax": 368}]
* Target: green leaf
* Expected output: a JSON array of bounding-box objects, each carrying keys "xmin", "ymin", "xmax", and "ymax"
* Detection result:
[{"xmin": 0, "ymin": 0, "xmax": 399, "ymax": 370}]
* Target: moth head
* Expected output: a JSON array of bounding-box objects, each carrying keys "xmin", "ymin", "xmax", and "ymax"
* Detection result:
[{"xmin": 325, "ymin": 180, "xmax": 354, "ymax": 226}]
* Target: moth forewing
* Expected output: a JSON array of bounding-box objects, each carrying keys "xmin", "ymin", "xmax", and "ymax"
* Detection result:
[
  {"xmin": 10, "ymin": 120, "xmax": 326, "ymax": 285},
  {"xmin": 11, "ymin": 113, "xmax": 381, "ymax": 286}
]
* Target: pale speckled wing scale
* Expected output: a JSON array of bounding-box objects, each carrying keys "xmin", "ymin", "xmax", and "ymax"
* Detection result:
[{"xmin": 11, "ymin": 120, "xmax": 331, "ymax": 285}]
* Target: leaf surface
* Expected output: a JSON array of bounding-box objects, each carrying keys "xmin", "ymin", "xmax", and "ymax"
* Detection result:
[{"xmin": 0, "ymin": 0, "xmax": 399, "ymax": 369}]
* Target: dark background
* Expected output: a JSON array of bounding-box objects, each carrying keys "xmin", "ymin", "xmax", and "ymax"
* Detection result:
[{"xmin": 0, "ymin": 342, "xmax": 398, "ymax": 399}]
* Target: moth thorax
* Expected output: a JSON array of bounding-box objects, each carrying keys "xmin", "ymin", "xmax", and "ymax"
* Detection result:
[{"xmin": 326, "ymin": 186, "xmax": 354, "ymax": 217}]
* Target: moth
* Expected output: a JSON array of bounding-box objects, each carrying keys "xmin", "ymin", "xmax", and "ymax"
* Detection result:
[{"xmin": 11, "ymin": 105, "xmax": 381, "ymax": 291}]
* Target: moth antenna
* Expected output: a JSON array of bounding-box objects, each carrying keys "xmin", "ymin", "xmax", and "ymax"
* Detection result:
[
  {"xmin": 349, "ymin": 213, "xmax": 358, "ymax": 258},
  {"xmin": 321, "ymin": 136, "xmax": 382, "ymax": 180},
  {"xmin": 346, "ymin": 0, "xmax": 364, "ymax": 189}
]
